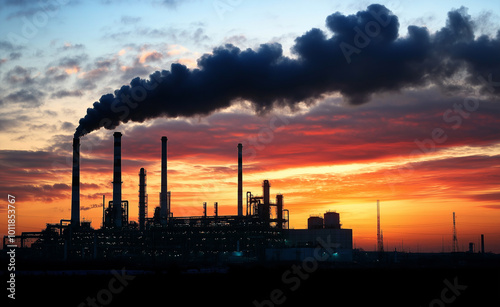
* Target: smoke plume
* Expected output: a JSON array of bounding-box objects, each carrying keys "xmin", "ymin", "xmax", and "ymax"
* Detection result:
[{"xmin": 75, "ymin": 4, "xmax": 500, "ymax": 137}]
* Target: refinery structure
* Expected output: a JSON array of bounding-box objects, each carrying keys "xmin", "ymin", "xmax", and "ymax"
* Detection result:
[{"xmin": 3, "ymin": 133, "xmax": 353, "ymax": 265}]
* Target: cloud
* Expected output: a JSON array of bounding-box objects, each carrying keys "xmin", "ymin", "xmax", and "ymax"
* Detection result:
[
  {"xmin": 9, "ymin": 52, "xmax": 22, "ymax": 60},
  {"xmin": 0, "ymin": 40, "xmax": 16, "ymax": 51},
  {"xmin": 75, "ymin": 5, "xmax": 500, "ymax": 137},
  {"xmin": 50, "ymin": 89, "xmax": 83, "ymax": 99},
  {"xmin": 4, "ymin": 65, "xmax": 37, "ymax": 85},
  {"xmin": 2, "ymin": 88, "xmax": 45, "ymax": 107},
  {"xmin": 61, "ymin": 121, "xmax": 74, "ymax": 130},
  {"xmin": 57, "ymin": 54, "xmax": 88, "ymax": 70},
  {"xmin": 479, "ymin": 205, "xmax": 500, "ymax": 210},
  {"xmin": 121, "ymin": 16, "xmax": 141, "ymax": 24},
  {"xmin": 58, "ymin": 42, "xmax": 85, "ymax": 51},
  {"xmin": 471, "ymin": 192, "xmax": 500, "ymax": 202},
  {"xmin": 138, "ymin": 50, "xmax": 163, "ymax": 63}
]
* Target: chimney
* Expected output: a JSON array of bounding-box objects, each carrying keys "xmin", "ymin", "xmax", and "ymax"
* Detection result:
[
  {"xmin": 160, "ymin": 136, "xmax": 168, "ymax": 222},
  {"xmin": 263, "ymin": 180, "xmax": 270, "ymax": 205},
  {"xmin": 276, "ymin": 194, "xmax": 283, "ymax": 229},
  {"xmin": 112, "ymin": 132, "xmax": 123, "ymax": 228},
  {"xmin": 138, "ymin": 168, "xmax": 147, "ymax": 231},
  {"xmin": 237, "ymin": 143, "xmax": 243, "ymax": 216},
  {"xmin": 261, "ymin": 180, "xmax": 271, "ymax": 220},
  {"xmin": 71, "ymin": 137, "xmax": 80, "ymax": 228}
]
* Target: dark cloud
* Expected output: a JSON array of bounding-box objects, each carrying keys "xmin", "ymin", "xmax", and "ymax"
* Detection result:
[
  {"xmin": 2, "ymin": 88, "xmax": 45, "ymax": 107},
  {"xmin": 9, "ymin": 52, "xmax": 22, "ymax": 60},
  {"xmin": 75, "ymin": 5, "xmax": 500, "ymax": 137},
  {"xmin": 0, "ymin": 40, "xmax": 16, "ymax": 51},
  {"xmin": 0, "ymin": 118, "xmax": 16, "ymax": 131},
  {"xmin": 58, "ymin": 54, "xmax": 88, "ymax": 68},
  {"xmin": 4, "ymin": 65, "xmax": 36, "ymax": 85},
  {"xmin": 44, "ymin": 66, "xmax": 69, "ymax": 82},
  {"xmin": 472, "ymin": 192, "xmax": 500, "ymax": 202},
  {"xmin": 51, "ymin": 89, "xmax": 83, "ymax": 99},
  {"xmin": 479, "ymin": 205, "xmax": 500, "ymax": 210},
  {"xmin": 61, "ymin": 121, "xmax": 74, "ymax": 131},
  {"xmin": 192, "ymin": 28, "xmax": 209, "ymax": 44}
]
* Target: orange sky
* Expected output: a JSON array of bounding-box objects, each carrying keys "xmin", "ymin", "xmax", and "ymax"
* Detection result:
[{"xmin": 1, "ymin": 90, "xmax": 499, "ymax": 253}]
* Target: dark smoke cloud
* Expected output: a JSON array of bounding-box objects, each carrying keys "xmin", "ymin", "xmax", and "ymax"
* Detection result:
[{"xmin": 75, "ymin": 4, "xmax": 500, "ymax": 137}]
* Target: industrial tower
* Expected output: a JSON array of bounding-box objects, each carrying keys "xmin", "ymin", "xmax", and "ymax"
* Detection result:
[
  {"xmin": 377, "ymin": 200, "xmax": 384, "ymax": 252},
  {"xmin": 452, "ymin": 212, "xmax": 458, "ymax": 252}
]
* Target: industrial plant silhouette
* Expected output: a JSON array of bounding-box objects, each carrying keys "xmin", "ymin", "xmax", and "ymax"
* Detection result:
[
  {"xmin": 2, "ymin": 132, "xmax": 499, "ymax": 307},
  {"xmin": 4, "ymin": 132, "xmax": 352, "ymax": 264}
]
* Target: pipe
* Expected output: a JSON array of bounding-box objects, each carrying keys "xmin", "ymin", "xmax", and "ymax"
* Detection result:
[
  {"xmin": 71, "ymin": 137, "xmax": 80, "ymax": 228},
  {"xmin": 112, "ymin": 132, "xmax": 123, "ymax": 228},
  {"xmin": 237, "ymin": 143, "xmax": 243, "ymax": 216},
  {"xmin": 160, "ymin": 136, "xmax": 168, "ymax": 223}
]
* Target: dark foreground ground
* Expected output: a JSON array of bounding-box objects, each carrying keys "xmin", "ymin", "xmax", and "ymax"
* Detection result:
[{"xmin": 3, "ymin": 261, "xmax": 499, "ymax": 307}]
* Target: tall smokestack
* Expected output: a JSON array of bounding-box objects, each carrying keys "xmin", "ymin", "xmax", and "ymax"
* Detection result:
[
  {"xmin": 160, "ymin": 136, "xmax": 168, "ymax": 222},
  {"xmin": 113, "ymin": 132, "xmax": 123, "ymax": 228},
  {"xmin": 71, "ymin": 137, "xmax": 80, "ymax": 228},
  {"xmin": 237, "ymin": 143, "xmax": 243, "ymax": 216},
  {"xmin": 139, "ymin": 168, "xmax": 147, "ymax": 231}
]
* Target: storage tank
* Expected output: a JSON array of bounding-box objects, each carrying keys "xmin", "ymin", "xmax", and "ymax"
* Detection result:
[
  {"xmin": 324, "ymin": 211, "xmax": 340, "ymax": 229},
  {"xmin": 308, "ymin": 216, "xmax": 324, "ymax": 229}
]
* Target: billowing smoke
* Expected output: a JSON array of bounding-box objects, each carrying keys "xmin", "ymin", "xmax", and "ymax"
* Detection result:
[{"xmin": 75, "ymin": 4, "xmax": 500, "ymax": 137}]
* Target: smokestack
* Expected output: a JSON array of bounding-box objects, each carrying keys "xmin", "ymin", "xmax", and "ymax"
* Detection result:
[
  {"xmin": 263, "ymin": 180, "xmax": 270, "ymax": 205},
  {"xmin": 261, "ymin": 180, "xmax": 271, "ymax": 221},
  {"xmin": 237, "ymin": 143, "xmax": 243, "ymax": 216},
  {"xmin": 139, "ymin": 168, "xmax": 147, "ymax": 231},
  {"xmin": 71, "ymin": 137, "xmax": 80, "ymax": 228},
  {"xmin": 481, "ymin": 234, "xmax": 485, "ymax": 253},
  {"xmin": 276, "ymin": 194, "xmax": 283, "ymax": 229},
  {"xmin": 113, "ymin": 132, "xmax": 123, "ymax": 228},
  {"xmin": 160, "ymin": 136, "xmax": 168, "ymax": 222}
]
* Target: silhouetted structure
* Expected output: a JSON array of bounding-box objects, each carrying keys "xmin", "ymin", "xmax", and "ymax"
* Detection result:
[
  {"xmin": 138, "ymin": 168, "xmax": 147, "ymax": 231},
  {"xmin": 377, "ymin": 200, "xmax": 384, "ymax": 252},
  {"xmin": 4, "ymin": 133, "xmax": 352, "ymax": 265},
  {"xmin": 71, "ymin": 137, "xmax": 80, "ymax": 229},
  {"xmin": 453, "ymin": 212, "xmax": 458, "ymax": 253}
]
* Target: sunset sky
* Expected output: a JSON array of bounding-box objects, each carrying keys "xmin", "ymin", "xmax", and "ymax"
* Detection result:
[{"xmin": 1, "ymin": 0, "xmax": 499, "ymax": 253}]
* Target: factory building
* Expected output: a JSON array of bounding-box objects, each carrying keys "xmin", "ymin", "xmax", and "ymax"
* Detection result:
[
  {"xmin": 267, "ymin": 212, "xmax": 352, "ymax": 262},
  {"xmin": 4, "ymin": 132, "xmax": 352, "ymax": 265}
]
